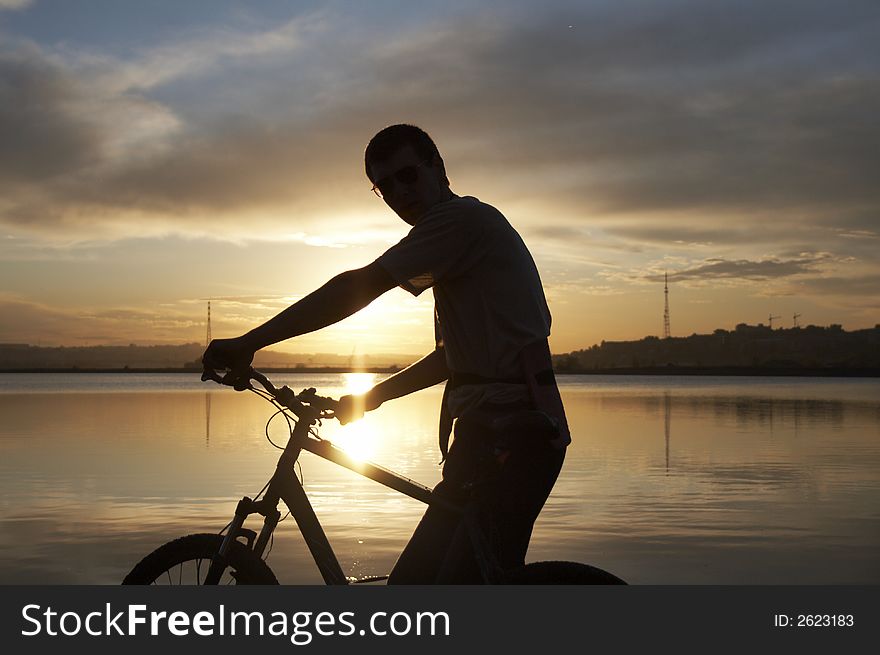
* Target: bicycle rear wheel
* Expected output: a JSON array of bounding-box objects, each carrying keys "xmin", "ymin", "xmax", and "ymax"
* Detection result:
[
  {"xmin": 122, "ymin": 533, "xmax": 279, "ymax": 585},
  {"xmin": 505, "ymin": 561, "xmax": 627, "ymax": 584}
]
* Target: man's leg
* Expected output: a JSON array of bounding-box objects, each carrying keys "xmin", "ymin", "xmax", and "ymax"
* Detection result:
[
  {"xmin": 389, "ymin": 414, "xmax": 565, "ymax": 584},
  {"xmin": 486, "ymin": 439, "xmax": 565, "ymax": 572},
  {"xmin": 386, "ymin": 479, "xmax": 464, "ymax": 584},
  {"xmin": 435, "ymin": 429, "xmax": 566, "ymax": 581},
  {"xmin": 387, "ymin": 420, "xmax": 489, "ymax": 584}
]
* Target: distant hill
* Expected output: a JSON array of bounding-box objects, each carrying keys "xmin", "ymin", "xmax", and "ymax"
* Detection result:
[
  {"xmin": 4, "ymin": 323, "xmax": 878, "ymax": 373},
  {"xmin": 0, "ymin": 343, "xmax": 417, "ymax": 371},
  {"xmin": 553, "ymin": 324, "xmax": 880, "ymax": 372}
]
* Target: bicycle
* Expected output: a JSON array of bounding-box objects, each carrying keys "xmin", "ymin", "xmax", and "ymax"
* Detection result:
[{"xmin": 122, "ymin": 368, "xmax": 626, "ymax": 585}]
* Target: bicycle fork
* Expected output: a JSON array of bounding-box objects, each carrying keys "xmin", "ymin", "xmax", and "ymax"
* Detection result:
[
  {"xmin": 203, "ymin": 495, "xmax": 263, "ymax": 585},
  {"xmin": 204, "ymin": 431, "xmax": 349, "ymax": 585}
]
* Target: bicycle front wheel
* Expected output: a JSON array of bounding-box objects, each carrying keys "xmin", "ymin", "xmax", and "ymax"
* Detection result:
[{"xmin": 122, "ymin": 533, "xmax": 279, "ymax": 585}]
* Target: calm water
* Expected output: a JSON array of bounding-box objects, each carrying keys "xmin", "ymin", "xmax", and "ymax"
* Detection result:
[{"xmin": 0, "ymin": 373, "xmax": 878, "ymax": 584}]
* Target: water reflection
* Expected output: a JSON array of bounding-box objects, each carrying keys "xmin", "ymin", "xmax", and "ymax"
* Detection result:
[
  {"xmin": 597, "ymin": 393, "xmax": 866, "ymax": 428},
  {"xmin": 0, "ymin": 374, "xmax": 878, "ymax": 584},
  {"xmin": 341, "ymin": 372, "xmax": 377, "ymax": 396},
  {"xmin": 205, "ymin": 392, "xmax": 211, "ymax": 447},
  {"xmin": 664, "ymin": 391, "xmax": 670, "ymax": 474},
  {"xmin": 332, "ymin": 419, "xmax": 383, "ymax": 463}
]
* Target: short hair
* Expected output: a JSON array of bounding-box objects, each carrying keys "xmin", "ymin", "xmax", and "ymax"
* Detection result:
[{"xmin": 365, "ymin": 124, "xmax": 450, "ymax": 186}]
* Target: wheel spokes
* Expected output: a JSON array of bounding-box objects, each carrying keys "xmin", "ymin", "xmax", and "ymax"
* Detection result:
[{"xmin": 149, "ymin": 559, "xmax": 238, "ymax": 585}]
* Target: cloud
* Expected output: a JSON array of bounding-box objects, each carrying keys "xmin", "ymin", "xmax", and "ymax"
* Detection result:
[
  {"xmin": 79, "ymin": 14, "xmax": 322, "ymax": 94},
  {"xmin": 662, "ymin": 255, "xmax": 834, "ymax": 282},
  {"xmin": 597, "ymin": 221, "xmax": 880, "ymax": 268},
  {"xmin": 0, "ymin": 41, "xmax": 181, "ymax": 214},
  {"xmin": 0, "ymin": 295, "xmax": 204, "ymax": 345},
  {"xmin": 785, "ymin": 273, "xmax": 880, "ymax": 298},
  {"xmin": 0, "ymin": 0, "xmax": 32, "ymax": 11},
  {"xmin": 0, "ymin": 37, "xmax": 396, "ymax": 241},
  {"xmin": 591, "ymin": 251, "xmax": 858, "ymax": 288},
  {"xmin": 0, "ymin": 0, "xmax": 878, "ymax": 251},
  {"xmin": 0, "ymin": 45, "xmax": 104, "ymax": 187},
  {"xmin": 603, "ymin": 224, "xmax": 757, "ymax": 247}
]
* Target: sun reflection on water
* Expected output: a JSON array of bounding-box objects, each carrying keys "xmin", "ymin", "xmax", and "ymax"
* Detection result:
[
  {"xmin": 331, "ymin": 419, "xmax": 380, "ymax": 462},
  {"xmin": 330, "ymin": 372, "xmax": 380, "ymax": 461},
  {"xmin": 341, "ymin": 372, "xmax": 376, "ymax": 395}
]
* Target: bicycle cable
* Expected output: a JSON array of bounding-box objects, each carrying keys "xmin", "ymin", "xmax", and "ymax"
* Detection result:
[
  {"xmin": 263, "ymin": 408, "xmax": 290, "ymax": 450},
  {"xmin": 216, "ymin": 383, "xmax": 318, "ymax": 551}
]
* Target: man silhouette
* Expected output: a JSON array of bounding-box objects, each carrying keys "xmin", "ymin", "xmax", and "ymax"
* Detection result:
[{"xmin": 203, "ymin": 124, "xmax": 569, "ymax": 583}]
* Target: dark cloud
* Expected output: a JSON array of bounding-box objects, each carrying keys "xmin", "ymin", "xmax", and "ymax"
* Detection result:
[
  {"xmin": 0, "ymin": 0, "xmax": 878, "ymax": 244},
  {"xmin": 0, "ymin": 101, "xmax": 364, "ymax": 229},
  {"xmin": 657, "ymin": 254, "xmax": 833, "ymax": 282},
  {"xmin": 0, "ymin": 46, "xmax": 102, "ymax": 189},
  {"xmin": 80, "ymin": 124, "xmax": 341, "ymax": 214},
  {"xmin": 350, "ymin": 0, "xmax": 880, "ymax": 223}
]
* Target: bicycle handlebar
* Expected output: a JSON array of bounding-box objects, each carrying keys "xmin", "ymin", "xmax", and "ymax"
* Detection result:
[{"xmin": 201, "ymin": 366, "xmax": 338, "ymax": 420}]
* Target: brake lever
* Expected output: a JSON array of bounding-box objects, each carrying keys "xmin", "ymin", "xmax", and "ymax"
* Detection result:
[
  {"xmin": 201, "ymin": 368, "xmax": 224, "ymax": 384},
  {"xmin": 298, "ymin": 388, "xmax": 339, "ymax": 413}
]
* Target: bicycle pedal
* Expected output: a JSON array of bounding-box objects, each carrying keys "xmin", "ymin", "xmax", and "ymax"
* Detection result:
[{"xmin": 347, "ymin": 575, "xmax": 390, "ymax": 584}]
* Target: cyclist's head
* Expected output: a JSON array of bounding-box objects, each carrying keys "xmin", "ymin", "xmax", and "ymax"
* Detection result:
[
  {"xmin": 365, "ymin": 124, "xmax": 449, "ymax": 188},
  {"xmin": 365, "ymin": 125, "xmax": 453, "ymax": 224},
  {"xmin": 364, "ymin": 123, "xmax": 449, "ymax": 186}
]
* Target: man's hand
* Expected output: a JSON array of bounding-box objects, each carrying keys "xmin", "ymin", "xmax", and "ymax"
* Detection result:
[
  {"xmin": 335, "ymin": 393, "xmax": 382, "ymax": 425},
  {"xmin": 202, "ymin": 336, "xmax": 256, "ymax": 389}
]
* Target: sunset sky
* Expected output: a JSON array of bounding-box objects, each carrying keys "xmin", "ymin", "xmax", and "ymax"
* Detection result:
[{"xmin": 1, "ymin": 0, "xmax": 878, "ymax": 356}]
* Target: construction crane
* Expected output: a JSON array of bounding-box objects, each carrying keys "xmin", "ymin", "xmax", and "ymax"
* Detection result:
[
  {"xmin": 793, "ymin": 313, "xmax": 802, "ymax": 328},
  {"xmin": 768, "ymin": 314, "xmax": 781, "ymax": 329}
]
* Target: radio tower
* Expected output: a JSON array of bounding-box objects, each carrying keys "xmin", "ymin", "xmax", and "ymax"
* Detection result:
[
  {"xmin": 205, "ymin": 301, "xmax": 212, "ymax": 346},
  {"xmin": 663, "ymin": 272, "xmax": 671, "ymax": 339}
]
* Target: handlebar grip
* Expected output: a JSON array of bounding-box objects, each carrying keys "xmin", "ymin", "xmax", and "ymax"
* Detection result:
[
  {"xmin": 201, "ymin": 366, "xmax": 334, "ymax": 420},
  {"xmin": 201, "ymin": 366, "xmax": 250, "ymax": 391}
]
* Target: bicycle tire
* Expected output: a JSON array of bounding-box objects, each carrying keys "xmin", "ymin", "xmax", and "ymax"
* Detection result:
[
  {"xmin": 505, "ymin": 560, "xmax": 627, "ymax": 585},
  {"xmin": 122, "ymin": 533, "xmax": 279, "ymax": 585}
]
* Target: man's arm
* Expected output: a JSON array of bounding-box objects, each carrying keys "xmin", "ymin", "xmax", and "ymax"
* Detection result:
[
  {"xmin": 336, "ymin": 348, "xmax": 449, "ymax": 424},
  {"xmin": 244, "ymin": 262, "xmax": 397, "ymax": 349},
  {"xmin": 203, "ymin": 261, "xmax": 397, "ymax": 371}
]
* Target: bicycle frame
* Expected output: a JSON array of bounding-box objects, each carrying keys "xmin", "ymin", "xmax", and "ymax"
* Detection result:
[
  {"xmin": 125, "ymin": 369, "xmax": 623, "ymax": 586},
  {"xmin": 204, "ymin": 387, "xmax": 462, "ymax": 585}
]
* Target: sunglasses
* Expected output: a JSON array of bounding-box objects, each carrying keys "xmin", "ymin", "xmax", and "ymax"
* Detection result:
[{"xmin": 371, "ymin": 160, "xmax": 431, "ymax": 199}]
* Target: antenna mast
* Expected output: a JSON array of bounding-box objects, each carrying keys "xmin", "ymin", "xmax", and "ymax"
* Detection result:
[
  {"xmin": 663, "ymin": 272, "xmax": 671, "ymax": 339},
  {"xmin": 206, "ymin": 301, "xmax": 212, "ymax": 346}
]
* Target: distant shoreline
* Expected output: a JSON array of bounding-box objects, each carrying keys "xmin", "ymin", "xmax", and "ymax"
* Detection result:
[{"xmin": 1, "ymin": 366, "xmax": 878, "ymax": 377}]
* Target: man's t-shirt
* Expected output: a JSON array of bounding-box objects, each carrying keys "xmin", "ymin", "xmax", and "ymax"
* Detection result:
[{"xmin": 375, "ymin": 195, "xmax": 551, "ymax": 414}]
